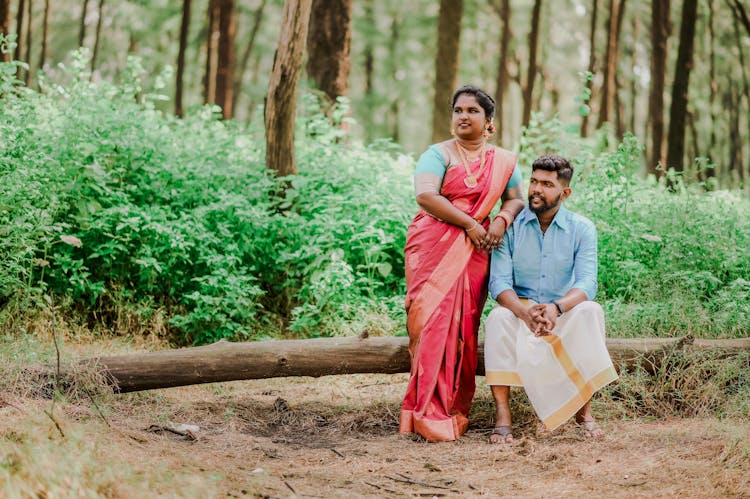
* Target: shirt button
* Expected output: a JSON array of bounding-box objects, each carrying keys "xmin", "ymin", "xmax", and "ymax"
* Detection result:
[{"xmin": 542, "ymin": 275, "xmax": 546, "ymax": 278}]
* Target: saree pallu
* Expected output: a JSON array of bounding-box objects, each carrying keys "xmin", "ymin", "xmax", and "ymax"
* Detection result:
[
  {"xmin": 484, "ymin": 301, "xmax": 619, "ymax": 431},
  {"xmin": 400, "ymin": 141, "xmax": 517, "ymax": 442}
]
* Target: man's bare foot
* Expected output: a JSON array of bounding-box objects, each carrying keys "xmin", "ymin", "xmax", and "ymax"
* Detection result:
[
  {"xmin": 489, "ymin": 425, "xmax": 514, "ymax": 444},
  {"xmin": 577, "ymin": 419, "xmax": 604, "ymax": 439}
]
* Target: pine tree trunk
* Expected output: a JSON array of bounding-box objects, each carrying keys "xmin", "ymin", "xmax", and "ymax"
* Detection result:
[
  {"xmin": 91, "ymin": 0, "xmax": 104, "ymax": 71},
  {"xmin": 79, "ymin": 0, "xmax": 89, "ymax": 47},
  {"xmin": 175, "ymin": 0, "xmax": 191, "ymax": 118},
  {"xmin": 628, "ymin": 11, "xmax": 639, "ymax": 136},
  {"xmin": 522, "ymin": 0, "xmax": 542, "ymax": 127},
  {"xmin": 705, "ymin": 0, "xmax": 716, "ymax": 180},
  {"xmin": 613, "ymin": 0, "xmax": 626, "ymax": 138},
  {"xmin": 23, "ymin": 0, "xmax": 31, "ymax": 86},
  {"xmin": 264, "ymin": 0, "xmax": 312, "ymax": 177},
  {"xmin": 666, "ymin": 0, "xmax": 698, "ymax": 174},
  {"xmin": 648, "ymin": 0, "xmax": 670, "ymax": 175},
  {"xmin": 731, "ymin": 1, "xmax": 750, "ymax": 183},
  {"xmin": 0, "ymin": 0, "xmax": 10, "ymax": 62},
  {"xmin": 362, "ymin": 0, "xmax": 374, "ymax": 143},
  {"xmin": 38, "ymin": 0, "xmax": 49, "ymax": 71},
  {"xmin": 204, "ymin": 0, "xmax": 219, "ymax": 104},
  {"xmin": 580, "ymin": 0, "xmax": 598, "ymax": 137},
  {"xmin": 215, "ymin": 0, "xmax": 235, "ymax": 119},
  {"xmin": 387, "ymin": 13, "xmax": 400, "ymax": 141},
  {"xmin": 493, "ymin": 0, "xmax": 512, "ymax": 143},
  {"xmin": 597, "ymin": 0, "xmax": 622, "ymax": 129},
  {"xmin": 431, "ymin": 0, "xmax": 463, "ymax": 143},
  {"xmin": 13, "ymin": 0, "xmax": 24, "ymax": 64},
  {"xmin": 232, "ymin": 0, "xmax": 266, "ymax": 113},
  {"xmin": 306, "ymin": 0, "xmax": 353, "ymax": 103}
]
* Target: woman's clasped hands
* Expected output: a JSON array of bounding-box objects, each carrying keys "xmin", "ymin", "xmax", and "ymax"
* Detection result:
[{"xmin": 466, "ymin": 217, "xmax": 506, "ymax": 251}]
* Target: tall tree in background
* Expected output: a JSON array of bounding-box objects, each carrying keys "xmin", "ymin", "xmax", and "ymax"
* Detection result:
[
  {"xmin": 1, "ymin": 0, "xmax": 10, "ymax": 62},
  {"xmin": 580, "ymin": 0, "xmax": 598, "ymax": 137},
  {"xmin": 39, "ymin": 0, "xmax": 50, "ymax": 71},
  {"xmin": 430, "ymin": 0, "xmax": 463, "ymax": 143},
  {"xmin": 265, "ymin": 0, "xmax": 312, "ymax": 177},
  {"xmin": 204, "ymin": 0, "xmax": 219, "ymax": 105},
  {"xmin": 13, "ymin": 0, "xmax": 24, "ymax": 65},
  {"xmin": 23, "ymin": 0, "xmax": 31, "ymax": 85},
  {"xmin": 232, "ymin": 0, "xmax": 267, "ymax": 112},
  {"xmin": 597, "ymin": 0, "xmax": 623, "ymax": 128},
  {"xmin": 730, "ymin": 0, "xmax": 749, "ymax": 182},
  {"xmin": 175, "ymin": 0, "xmax": 191, "ymax": 118},
  {"xmin": 215, "ymin": 0, "xmax": 235, "ymax": 119},
  {"xmin": 647, "ymin": 0, "xmax": 669, "ymax": 174},
  {"xmin": 79, "ymin": 0, "xmax": 89, "ymax": 47},
  {"xmin": 91, "ymin": 0, "xmax": 104, "ymax": 71},
  {"xmin": 522, "ymin": 0, "xmax": 541, "ymax": 127},
  {"xmin": 612, "ymin": 0, "xmax": 626, "ymax": 138},
  {"xmin": 491, "ymin": 0, "xmax": 512, "ymax": 143},
  {"xmin": 666, "ymin": 0, "xmax": 698, "ymax": 173},
  {"xmin": 306, "ymin": 0, "xmax": 353, "ymax": 103}
]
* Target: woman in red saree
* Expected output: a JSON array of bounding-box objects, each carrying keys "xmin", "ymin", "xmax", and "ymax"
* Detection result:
[{"xmin": 400, "ymin": 86, "xmax": 525, "ymax": 442}]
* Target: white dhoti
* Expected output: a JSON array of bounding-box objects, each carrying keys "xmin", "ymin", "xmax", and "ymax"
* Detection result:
[{"xmin": 484, "ymin": 301, "xmax": 618, "ymax": 430}]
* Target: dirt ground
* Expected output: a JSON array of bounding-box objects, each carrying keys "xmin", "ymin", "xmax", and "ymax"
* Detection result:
[{"xmin": 3, "ymin": 368, "xmax": 749, "ymax": 498}]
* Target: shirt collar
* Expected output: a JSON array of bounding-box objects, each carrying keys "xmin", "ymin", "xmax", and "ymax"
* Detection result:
[{"xmin": 518, "ymin": 204, "xmax": 570, "ymax": 231}]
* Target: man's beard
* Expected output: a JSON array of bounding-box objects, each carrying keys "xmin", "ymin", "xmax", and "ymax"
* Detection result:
[{"xmin": 528, "ymin": 193, "xmax": 562, "ymax": 214}]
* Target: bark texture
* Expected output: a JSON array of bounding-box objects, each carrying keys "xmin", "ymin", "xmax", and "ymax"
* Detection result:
[
  {"xmin": 214, "ymin": 0, "xmax": 235, "ymax": 119},
  {"xmin": 580, "ymin": 0, "xmax": 598, "ymax": 137},
  {"xmin": 430, "ymin": 0, "xmax": 463, "ymax": 143},
  {"xmin": 666, "ymin": 0, "xmax": 698, "ymax": 173},
  {"xmin": 648, "ymin": 0, "xmax": 670, "ymax": 175},
  {"xmin": 1, "ymin": 0, "xmax": 10, "ymax": 62},
  {"xmin": 306, "ymin": 0, "xmax": 352, "ymax": 102},
  {"xmin": 57, "ymin": 336, "xmax": 750, "ymax": 393},
  {"xmin": 175, "ymin": 0, "xmax": 191, "ymax": 117},
  {"xmin": 522, "ymin": 0, "xmax": 542, "ymax": 127},
  {"xmin": 265, "ymin": 0, "xmax": 313, "ymax": 177}
]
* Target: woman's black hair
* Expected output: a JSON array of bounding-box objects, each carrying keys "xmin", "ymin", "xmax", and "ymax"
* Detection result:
[{"xmin": 451, "ymin": 85, "xmax": 496, "ymax": 119}]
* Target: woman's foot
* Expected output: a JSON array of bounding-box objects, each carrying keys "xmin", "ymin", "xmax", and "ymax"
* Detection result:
[{"xmin": 489, "ymin": 425, "xmax": 514, "ymax": 444}]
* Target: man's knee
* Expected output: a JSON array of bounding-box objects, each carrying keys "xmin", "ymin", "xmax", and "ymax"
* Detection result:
[
  {"xmin": 485, "ymin": 306, "xmax": 517, "ymax": 337},
  {"xmin": 571, "ymin": 300, "xmax": 603, "ymax": 319}
]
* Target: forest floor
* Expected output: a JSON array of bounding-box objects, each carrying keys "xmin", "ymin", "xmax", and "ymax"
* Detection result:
[{"xmin": 2, "ymin": 339, "xmax": 750, "ymax": 498}]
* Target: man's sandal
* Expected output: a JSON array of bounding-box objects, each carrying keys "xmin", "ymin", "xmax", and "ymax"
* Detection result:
[
  {"xmin": 489, "ymin": 425, "xmax": 514, "ymax": 444},
  {"xmin": 577, "ymin": 420, "xmax": 604, "ymax": 439}
]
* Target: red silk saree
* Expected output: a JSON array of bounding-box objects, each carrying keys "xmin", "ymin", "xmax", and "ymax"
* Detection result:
[{"xmin": 400, "ymin": 141, "xmax": 517, "ymax": 442}]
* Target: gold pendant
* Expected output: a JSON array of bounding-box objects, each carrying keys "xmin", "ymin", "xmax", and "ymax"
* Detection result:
[{"xmin": 464, "ymin": 175, "xmax": 478, "ymax": 188}]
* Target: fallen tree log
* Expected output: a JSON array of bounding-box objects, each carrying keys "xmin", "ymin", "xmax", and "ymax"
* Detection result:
[{"xmin": 66, "ymin": 335, "xmax": 750, "ymax": 394}]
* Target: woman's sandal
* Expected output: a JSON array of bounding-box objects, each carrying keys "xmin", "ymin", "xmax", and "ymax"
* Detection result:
[
  {"xmin": 577, "ymin": 420, "xmax": 604, "ymax": 439},
  {"xmin": 489, "ymin": 425, "xmax": 514, "ymax": 444}
]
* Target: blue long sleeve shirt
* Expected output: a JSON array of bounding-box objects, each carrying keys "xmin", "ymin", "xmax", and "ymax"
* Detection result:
[{"xmin": 488, "ymin": 205, "xmax": 598, "ymax": 303}]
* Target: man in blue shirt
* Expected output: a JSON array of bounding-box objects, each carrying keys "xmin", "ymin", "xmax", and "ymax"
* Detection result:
[{"xmin": 484, "ymin": 154, "xmax": 618, "ymax": 444}]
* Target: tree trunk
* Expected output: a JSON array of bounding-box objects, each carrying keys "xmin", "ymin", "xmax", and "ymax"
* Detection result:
[
  {"xmin": 430, "ymin": 0, "xmax": 463, "ymax": 143},
  {"xmin": 91, "ymin": 0, "xmax": 104, "ymax": 72},
  {"xmin": 13, "ymin": 0, "xmax": 24, "ymax": 66},
  {"xmin": 387, "ymin": 12, "xmax": 401, "ymax": 141},
  {"xmin": 628, "ymin": 10, "xmax": 639, "ymax": 136},
  {"xmin": 175, "ymin": 0, "xmax": 191, "ymax": 118},
  {"xmin": 705, "ymin": 0, "xmax": 716, "ymax": 180},
  {"xmin": 362, "ymin": 0, "xmax": 374, "ymax": 143},
  {"xmin": 597, "ymin": 0, "xmax": 622, "ymax": 129},
  {"xmin": 731, "ymin": 1, "xmax": 750, "ymax": 184},
  {"xmin": 580, "ymin": 0, "xmax": 598, "ymax": 137},
  {"xmin": 203, "ymin": 0, "xmax": 219, "ymax": 104},
  {"xmin": 666, "ymin": 0, "xmax": 698, "ymax": 174},
  {"xmin": 56, "ymin": 336, "xmax": 750, "ymax": 394},
  {"xmin": 613, "ymin": 0, "xmax": 627, "ymax": 138},
  {"xmin": 23, "ymin": 0, "xmax": 31, "ymax": 86},
  {"xmin": 264, "ymin": 0, "xmax": 312, "ymax": 177},
  {"xmin": 232, "ymin": 0, "xmax": 266, "ymax": 113},
  {"xmin": 306, "ymin": 0, "xmax": 353, "ymax": 103},
  {"xmin": 79, "ymin": 0, "xmax": 89, "ymax": 47},
  {"xmin": 1, "ymin": 0, "xmax": 10, "ymax": 63},
  {"xmin": 648, "ymin": 0, "xmax": 670, "ymax": 175},
  {"xmin": 492, "ymin": 0, "xmax": 512, "ymax": 143},
  {"xmin": 215, "ymin": 0, "xmax": 235, "ymax": 119},
  {"xmin": 522, "ymin": 0, "xmax": 542, "ymax": 127},
  {"xmin": 38, "ymin": 0, "xmax": 49, "ymax": 71}
]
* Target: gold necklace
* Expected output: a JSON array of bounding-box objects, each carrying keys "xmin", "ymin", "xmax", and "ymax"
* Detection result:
[{"xmin": 456, "ymin": 141, "xmax": 486, "ymax": 188}]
